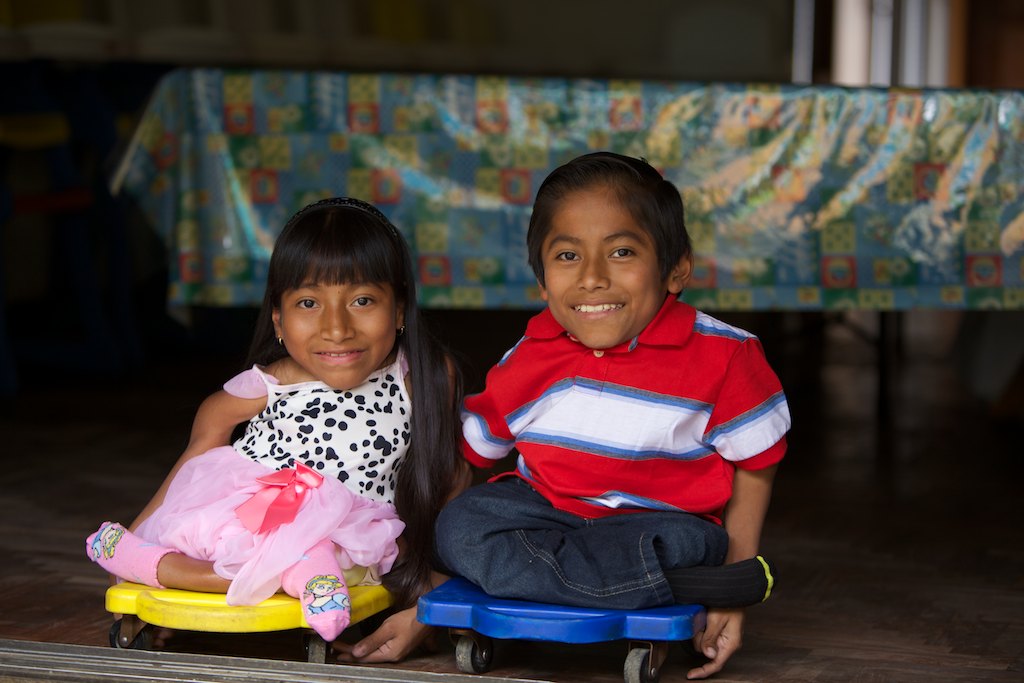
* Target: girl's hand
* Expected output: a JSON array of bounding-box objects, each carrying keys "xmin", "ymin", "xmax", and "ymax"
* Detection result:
[
  {"xmin": 333, "ymin": 605, "xmax": 433, "ymax": 663},
  {"xmin": 687, "ymin": 607, "xmax": 744, "ymax": 679}
]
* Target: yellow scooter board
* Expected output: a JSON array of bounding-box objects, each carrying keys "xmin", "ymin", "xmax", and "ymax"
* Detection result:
[{"xmin": 106, "ymin": 582, "xmax": 392, "ymax": 663}]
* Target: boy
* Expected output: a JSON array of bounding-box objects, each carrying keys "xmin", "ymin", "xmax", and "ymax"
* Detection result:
[{"xmin": 435, "ymin": 152, "xmax": 791, "ymax": 678}]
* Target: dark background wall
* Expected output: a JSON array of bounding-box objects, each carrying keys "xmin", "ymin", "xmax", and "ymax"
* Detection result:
[{"xmin": 1, "ymin": 0, "xmax": 1023, "ymax": 400}]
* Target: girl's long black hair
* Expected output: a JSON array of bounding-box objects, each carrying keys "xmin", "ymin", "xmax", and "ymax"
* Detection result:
[{"xmin": 245, "ymin": 197, "xmax": 464, "ymax": 609}]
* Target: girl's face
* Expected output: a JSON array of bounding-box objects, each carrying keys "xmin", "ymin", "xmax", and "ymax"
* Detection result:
[{"xmin": 273, "ymin": 280, "xmax": 404, "ymax": 390}]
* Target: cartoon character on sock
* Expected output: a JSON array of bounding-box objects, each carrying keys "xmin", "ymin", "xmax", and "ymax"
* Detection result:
[
  {"xmin": 305, "ymin": 574, "xmax": 350, "ymax": 614},
  {"xmin": 91, "ymin": 522, "xmax": 124, "ymax": 561}
]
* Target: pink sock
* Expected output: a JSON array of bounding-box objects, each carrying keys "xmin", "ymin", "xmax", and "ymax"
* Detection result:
[
  {"xmin": 281, "ymin": 540, "xmax": 351, "ymax": 642},
  {"xmin": 85, "ymin": 521, "xmax": 177, "ymax": 588}
]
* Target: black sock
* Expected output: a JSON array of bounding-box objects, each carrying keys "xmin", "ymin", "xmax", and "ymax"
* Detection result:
[{"xmin": 663, "ymin": 556, "xmax": 775, "ymax": 608}]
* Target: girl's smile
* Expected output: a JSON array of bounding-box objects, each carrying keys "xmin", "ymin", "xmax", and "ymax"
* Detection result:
[{"xmin": 316, "ymin": 349, "xmax": 364, "ymax": 363}]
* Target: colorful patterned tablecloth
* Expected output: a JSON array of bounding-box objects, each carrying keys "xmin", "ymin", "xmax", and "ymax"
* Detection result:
[{"xmin": 115, "ymin": 68, "xmax": 1024, "ymax": 310}]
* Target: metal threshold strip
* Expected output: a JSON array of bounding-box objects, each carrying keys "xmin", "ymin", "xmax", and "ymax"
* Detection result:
[{"xmin": 0, "ymin": 639, "xmax": 539, "ymax": 683}]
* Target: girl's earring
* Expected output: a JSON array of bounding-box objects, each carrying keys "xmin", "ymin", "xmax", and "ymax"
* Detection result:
[
  {"xmin": 277, "ymin": 336, "xmax": 285, "ymax": 346},
  {"xmin": 396, "ymin": 325, "xmax": 406, "ymax": 337}
]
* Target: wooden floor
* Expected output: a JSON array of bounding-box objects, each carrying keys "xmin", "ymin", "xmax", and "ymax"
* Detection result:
[{"xmin": 1, "ymin": 310, "xmax": 1022, "ymax": 682}]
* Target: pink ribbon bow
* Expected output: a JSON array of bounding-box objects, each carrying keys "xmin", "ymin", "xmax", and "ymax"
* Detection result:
[{"xmin": 235, "ymin": 462, "xmax": 324, "ymax": 534}]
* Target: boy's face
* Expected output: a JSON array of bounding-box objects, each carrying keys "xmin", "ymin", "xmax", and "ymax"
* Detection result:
[{"xmin": 538, "ymin": 186, "xmax": 691, "ymax": 349}]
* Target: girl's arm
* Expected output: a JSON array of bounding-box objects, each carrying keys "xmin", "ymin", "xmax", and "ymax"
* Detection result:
[
  {"xmin": 337, "ymin": 460, "xmax": 469, "ymax": 663},
  {"xmin": 337, "ymin": 355, "xmax": 472, "ymax": 663},
  {"xmin": 335, "ymin": 460, "xmax": 472, "ymax": 664},
  {"xmin": 449, "ymin": 457, "xmax": 473, "ymax": 501},
  {"xmin": 129, "ymin": 390, "xmax": 267, "ymax": 531}
]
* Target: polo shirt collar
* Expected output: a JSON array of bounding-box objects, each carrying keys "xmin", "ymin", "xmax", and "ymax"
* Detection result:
[
  {"xmin": 524, "ymin": 307, "xmax": 564, "ymax": 339},
  {"xmin": 524, "ymin": 295, "xmax": 695, "ymax": 352}
]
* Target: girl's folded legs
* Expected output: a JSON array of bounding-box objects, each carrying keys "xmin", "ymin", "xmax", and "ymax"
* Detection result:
[
  {"xmin": 663, "ymin": 556, "xmax": 775, "ymax": 608},
  {"xmin": 85, "ymin": 521, "xmax": 179, "ymax": 588},
  {"xmin": 86, "ymin": 521, "xmax": 357, "ymax": 643},
  {"xmin": 281, "ymin": 539, "xmax": 351, "ymax": 642},
  {"xmin": 154, "ymin": 553, "xmax": 232, "ymax": 592},
  {"xmin": 85, "ymin": 521, "xmax": 232, "ymax": 592}
]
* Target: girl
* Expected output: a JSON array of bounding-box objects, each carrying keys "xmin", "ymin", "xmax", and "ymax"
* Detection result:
[{"xmin": 87, "ymin": 197, "xmax": 467, "ymax": 647}]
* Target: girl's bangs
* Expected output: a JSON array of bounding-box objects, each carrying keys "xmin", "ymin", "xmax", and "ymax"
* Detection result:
[
  {"xmin": 290, "ymin": 221, "xmax": 397, "ymax": 289},
  {"xmin": 301, "ymin": 248, "xmax": 369, "ymax": 287}
]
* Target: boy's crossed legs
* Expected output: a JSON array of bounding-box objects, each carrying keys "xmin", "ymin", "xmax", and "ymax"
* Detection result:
[{"xmin": 434, "ymin": 478, "xmax": 773, "ymax": 610}]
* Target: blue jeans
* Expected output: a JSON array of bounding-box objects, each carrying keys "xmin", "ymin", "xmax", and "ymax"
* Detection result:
[{"xmin": 434, "ymin": 477, "xmax": 728, "ymax": 610}]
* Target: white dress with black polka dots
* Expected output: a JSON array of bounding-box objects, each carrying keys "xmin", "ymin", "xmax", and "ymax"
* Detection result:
[
  {"xmin": 233, "ymin": 355, "xmax": 411, "ymax": 505},
  {"xmin": 132, "ymin": 355, "xmax": 409, "ymax": 606}
]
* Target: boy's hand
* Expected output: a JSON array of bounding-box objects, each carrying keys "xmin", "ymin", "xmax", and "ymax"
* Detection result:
[
  {"xmin": 687, "ymin": 607, "xmax": 744, "ymax": 679},
  {"xmin": 333, "ymin": 605, "xmax": 433, "ymax": 663}
]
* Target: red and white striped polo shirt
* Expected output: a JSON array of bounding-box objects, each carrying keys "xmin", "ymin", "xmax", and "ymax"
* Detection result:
[{"xmin": 461, "ymin": 296, "xmax": 791, "ymax": 521}]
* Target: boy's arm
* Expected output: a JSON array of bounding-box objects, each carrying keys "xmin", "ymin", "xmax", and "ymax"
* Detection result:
[
  {"xmin": 722, "ymin": 463, "xmax": 777, "ymax": 562},
  {"xmin": 688, "ymin": 463, "xmax": 778, "ymax": 680},
  {"xmin": 460, "ymin": 364, "xmax": 523, "ymax": 469}
]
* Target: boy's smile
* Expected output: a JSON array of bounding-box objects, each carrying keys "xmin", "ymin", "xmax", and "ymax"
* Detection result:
[{"xmin": 538, "ymin": 186, "xmax": 690, "ymax": 350}]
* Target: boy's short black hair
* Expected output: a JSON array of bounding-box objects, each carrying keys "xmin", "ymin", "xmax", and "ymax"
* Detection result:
[{"xmin": 527, "ymin": 152, "xmax": 692, "ymax": 287}]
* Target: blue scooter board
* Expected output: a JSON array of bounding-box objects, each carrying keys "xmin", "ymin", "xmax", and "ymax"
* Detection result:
[{"xmin": 417, "ymin": 577, "xmax": 705, "ymax": 682}]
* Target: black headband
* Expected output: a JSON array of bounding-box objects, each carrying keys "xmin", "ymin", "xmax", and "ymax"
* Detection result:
[{"xmin": 284, "ymin": 196, "xmax": 401, "ymax": 239}]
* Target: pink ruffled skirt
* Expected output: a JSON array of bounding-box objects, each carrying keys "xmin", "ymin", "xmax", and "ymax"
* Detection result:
[{"xmin": 135, "ymin": 446, "xmax": 404, "ymax": 605}]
